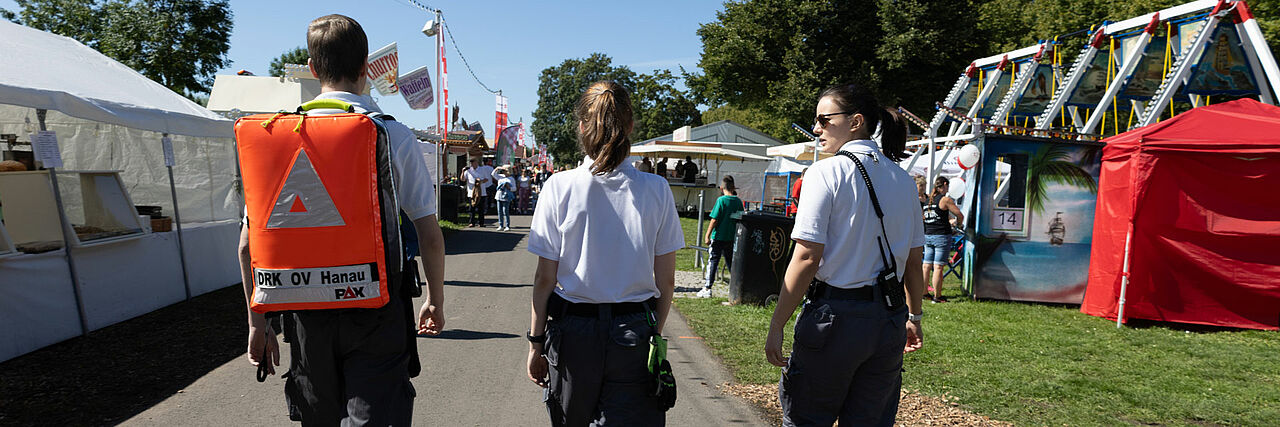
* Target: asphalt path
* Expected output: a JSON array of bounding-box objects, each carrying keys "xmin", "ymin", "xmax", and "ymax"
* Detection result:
[{"xmin": 124, "ymin": 214, "xmax": 766, "ymax": 426}]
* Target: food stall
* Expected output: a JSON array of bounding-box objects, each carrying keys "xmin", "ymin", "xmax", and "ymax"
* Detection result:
[
  {"xmin": 630, "ymin": 141, "xmax": 770, "ymax": 213},
  {"xmin": 0, "ymin": 21, "xmax": 240, "ymax": 362}
]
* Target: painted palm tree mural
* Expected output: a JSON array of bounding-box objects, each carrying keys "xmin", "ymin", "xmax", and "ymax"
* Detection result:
[{"xmin": 1027, "ymin": 143, "xmax": 1099, "ymax": 215}]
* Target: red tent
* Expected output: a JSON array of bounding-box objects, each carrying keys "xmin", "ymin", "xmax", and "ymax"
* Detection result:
[{"xmin": 1082, "ymin": 98, "xmax": 1280, "ymax": 330}]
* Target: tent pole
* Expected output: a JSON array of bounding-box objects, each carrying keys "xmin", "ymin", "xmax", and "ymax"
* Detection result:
[
  {"xmin": 1117, "ymin": 226, "xmax": 1134, "ymax": 328},
  {"xmin": 38, "ymin": 109, "xmax": 89, "ymax": 336},
  {"xmin": 695, "ymin": 189, "xmax": 705, "ymax": 269},
  {"xmin": 164, "ymin": 134, "xmax": 193, "ymax": 301}
]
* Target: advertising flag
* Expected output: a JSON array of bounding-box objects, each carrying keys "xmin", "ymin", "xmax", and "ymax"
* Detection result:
[
  {"xmin": 495, "ymin": 94, "xmax": 509, "ymax": 141},
  {"xmin": 497, "ymin": 124, "xmax": 520, "ymax": 165},
  {"xmin": 367, "ymin": 42, "xmax": 399, "ymax": 95},
  {"xmin": 398, "ymin": 65, "xmax": 434, "ymax": 110},
  {"xmin": 441, "ymin": 45, "xmax": 450, "ymax": 130}
]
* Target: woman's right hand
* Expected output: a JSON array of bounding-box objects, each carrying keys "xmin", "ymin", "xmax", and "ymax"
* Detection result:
[{"xmin": 527, "ymin": 345, "xmax": 548, "ymax": 388}]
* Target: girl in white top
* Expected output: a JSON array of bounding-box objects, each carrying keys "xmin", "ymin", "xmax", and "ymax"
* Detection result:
[
  {"xmin": 525, "ymin": 81, "xmax": 684, "ymax": 425},
  {"xmin": 765, "ymin": 83, "xmax": 927, "ymax": 426}
]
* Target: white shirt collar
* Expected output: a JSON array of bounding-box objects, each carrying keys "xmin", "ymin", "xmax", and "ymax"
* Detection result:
[
  {"xmin": 837, "ymin": 139, "xmax": 880, "ymax": 155},
  {"xmin": 314, "ymin": 91, "xmax": 383, "ymax": 114},
  {"xmin": 578, "ymin": 155, "xmax": 636, "ymax": 174}
]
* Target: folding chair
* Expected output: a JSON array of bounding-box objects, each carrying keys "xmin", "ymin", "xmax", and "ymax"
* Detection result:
[{"xmin": 943, "ymin": 230, "xmax": 964, "ymax": 281}]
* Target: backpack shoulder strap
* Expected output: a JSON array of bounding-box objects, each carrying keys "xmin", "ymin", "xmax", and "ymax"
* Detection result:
[{"xmin": 836, "ymin": 150, "xmax": 897, "ymax": 270}]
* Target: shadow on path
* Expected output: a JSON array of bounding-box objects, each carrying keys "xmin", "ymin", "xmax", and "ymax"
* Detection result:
[
  {"xmin": 444, "ymin": 228, "xmax": 526, "ymax": 256},
  {"xmin": 447, "ymin": 280, "xmax": 528, "ymax": 289},
  {"xmin": 0, "ymin": 285, "xmax": 246, "ymax": 426},
  {"xmin": 419, "ymin": 329, "xmax": 519, "ymax": 340}
]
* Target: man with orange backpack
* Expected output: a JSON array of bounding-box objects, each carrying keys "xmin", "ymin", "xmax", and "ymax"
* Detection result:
[{"xmin": 235, "ymin": 14, "xmax": 445, "ymax": 425}]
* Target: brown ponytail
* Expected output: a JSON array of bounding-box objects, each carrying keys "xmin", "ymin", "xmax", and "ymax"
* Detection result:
[
  {"xmin": 929, "ymin": 176, "xmax": 948, "ymax": 204},
  {"xmin": 817, "ymin": 83, "xmax": 909, "ymax": 161},
  {"xmin": 574, "ymin": 81, "xmax": 634, "ymax": 175},
  {"xmin": 878, "ymin": 108, "xmax": 908, "ymax": 162}
]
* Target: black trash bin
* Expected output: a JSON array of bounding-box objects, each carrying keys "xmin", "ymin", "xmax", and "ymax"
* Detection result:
[
  {"xmin": 729, "ymin": 210, "xmax": 795, "ymax": 305},
  {"xmin": 439, "ymin": 184, "xmax": 462, "ymax": 223}
]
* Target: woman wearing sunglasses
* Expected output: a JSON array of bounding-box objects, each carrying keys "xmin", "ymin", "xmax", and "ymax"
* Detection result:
[{"xmin": 765, "ymin": 83, "xmax": 927, "ymax": 426}]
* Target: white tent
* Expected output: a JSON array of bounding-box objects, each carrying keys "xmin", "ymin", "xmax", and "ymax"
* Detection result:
[
  {"xmin": 0, "ymin": 20, "xmax": 241, "ymax": 362},
  {"xmin": 0, "ymin": 20, "xmax": 233, "ymax": 138},
  {"xmin": 0, "ymin": 20, "xmax": 239, "ymax": 222},
  {"xmin": 767, "ymin": 142, "xmax": 833, "ymax": 161}
]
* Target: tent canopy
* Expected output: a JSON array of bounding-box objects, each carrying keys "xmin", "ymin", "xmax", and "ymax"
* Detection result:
[
  {"xmin": 0, "ymin": 20, "xmax": 231, "ymax": 138},
  {"xmin": 1083, "ymin": 98, "xmax": 1280, "ymax": 330},
  {"xmin": 767, "ymin": 142, "xmax": 834, "ymax": 160},
  {"xmin": 630, "ymin": 144, "xmax": 770, "ymax": 161},
  {"xmin": 1104, "ymin": 98, "xmax": 1280, "ymax": 157}
]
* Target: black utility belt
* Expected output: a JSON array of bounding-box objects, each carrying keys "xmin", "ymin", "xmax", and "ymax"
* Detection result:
[
  {"xmin": 548, "ymin": 293, "xmax": 655, "ymax": 318},
  {"xmin": 807, "ymin": 280, "xmax": 875, "ymax": 302}
]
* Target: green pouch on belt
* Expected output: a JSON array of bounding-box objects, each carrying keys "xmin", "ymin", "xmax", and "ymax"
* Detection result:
[
  {"xmin": 649, "ymin": 335, "xmax": 676, "ymax": 410},
  {"xmin": 648, "ymin": 335, "xmax": 667, "ymax": 374}
]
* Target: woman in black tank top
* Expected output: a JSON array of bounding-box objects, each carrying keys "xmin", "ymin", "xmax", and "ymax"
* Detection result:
[
  {"xmin": 923, "ymin": 196, "xmax": 952, "ymax": 235},
  {"xmin": 921, "ymin": 176, "xmax": 964, "ymax": 301}
]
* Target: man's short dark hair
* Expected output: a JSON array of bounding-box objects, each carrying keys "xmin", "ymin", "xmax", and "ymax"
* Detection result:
[{"xmin": 307, "ymin": 14, "xmax": 367, "ymax": 85}]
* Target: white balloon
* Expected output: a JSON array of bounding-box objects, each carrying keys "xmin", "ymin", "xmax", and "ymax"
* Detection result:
[
  {"xmin": 947, "ymin": 176, "xmax": 967, "ymax": 200},
  {"xmin": 957, "ymin": 144, "xmax": 981, "ymax": 170}
]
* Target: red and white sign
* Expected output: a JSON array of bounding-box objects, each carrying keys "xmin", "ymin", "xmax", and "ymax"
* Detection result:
[
  {"xmin": 495, "ymin": 94, "xmax": 509, "ymax": 138},
  {"xmin": 441, "ymin": 43, "xmax": 449, "ymax": 131},
  {"xmin": 367, "ymin": 42, "xmax": 399, "ymax": 96}
]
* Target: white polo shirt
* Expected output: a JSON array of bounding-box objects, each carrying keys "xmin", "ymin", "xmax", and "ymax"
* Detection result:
[
  {"xmin": 241, "ymin": 92, "xmax": 437, "ymax": 224},
  {"xmin": 527, "ymin": 159, "xmax": 685, "ymax": 303},
  {"xmin": 792, "ymin": 140, "xmax": 925, "ymax": 289},
  {"xmin": 310, "ymin": 92, "xmax": 437, "ymax": 220},
  {"xmin": 464, "ymin": 167, "xmax": 489, "ymax": 197}
]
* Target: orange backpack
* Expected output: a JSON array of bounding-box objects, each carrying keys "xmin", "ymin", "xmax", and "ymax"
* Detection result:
[{"xmin": 235, "ymin": 99, "xmax": 402, "ymax": 313}]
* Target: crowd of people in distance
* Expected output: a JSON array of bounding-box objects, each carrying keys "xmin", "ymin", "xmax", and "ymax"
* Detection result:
[
  {"xmin": 456, "ymin": 158, "xmax": 550, "ymax": 230},
  {"xmin": 636, "ymin": 155, "xmax": 700, "ymax": 183}
]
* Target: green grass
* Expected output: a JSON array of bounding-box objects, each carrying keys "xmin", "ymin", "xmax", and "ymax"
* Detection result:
[
  {"xmin": 438, "ymin": 219, "xmax": 463, "ymax": 236},
  {"xmin": 675, "ymin": 281, "xmax": 1280, "ymax": 426},
  {"xmin": 675, "ymin": 216, "xmax": 705, "ymax": 271}
]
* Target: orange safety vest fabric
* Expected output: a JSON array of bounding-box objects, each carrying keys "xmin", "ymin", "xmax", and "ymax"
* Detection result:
[{"xmin": 236, "ymin": 113, "xmax": 390, "ymax": 312}]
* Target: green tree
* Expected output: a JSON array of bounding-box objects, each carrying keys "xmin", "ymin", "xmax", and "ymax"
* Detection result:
[
  {"xmin": 3, "ymin": 0, "xmax": 233, "ymax": 99},
  {"xmin": 531, "ymin": 54, "xmax": 701, "ymax": 166},
  {"xmin": 688, "ymin": 0, "xmax": 982, "ymax": 142},
  {"xmin": 631, "ymin": 69, "xmax": 702, "ymax": 141},
  {"xmin": 269, "ymin": 47, "xmax": 310, "ymax": 78},
  {"xmin": 532, "ymin": 54, "xmax": 636, "ymax": 165}
]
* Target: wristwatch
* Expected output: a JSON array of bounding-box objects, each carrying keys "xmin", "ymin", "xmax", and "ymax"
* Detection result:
[
  {"xmin": 526, "ymin": 330, "xmax": 546, "ymax": 345},
  {"xmin": 908, "ymin": 312, "xmax": 923, "ymax": 323}
]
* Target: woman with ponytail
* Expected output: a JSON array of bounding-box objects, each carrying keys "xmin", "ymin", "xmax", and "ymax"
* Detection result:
[
  {"xmin": 765, "ymin": 83, "xmax": 927, "ymax": 426},
  {"xmin": 525, "ymin": 81, "xmax": 683, "ymax": 426},
  {"xmin": 922, "ymin": 176, "xmax": 963, "ymax": 302}
]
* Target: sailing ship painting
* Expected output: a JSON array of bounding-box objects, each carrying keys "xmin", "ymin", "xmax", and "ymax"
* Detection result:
[{"xmin": 1047, "ymin": 212, "xmax": 1066, "ymax": 246}]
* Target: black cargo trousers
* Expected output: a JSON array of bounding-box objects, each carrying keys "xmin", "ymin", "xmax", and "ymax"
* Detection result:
[
  {"xmin": 543, "ymin": 300, "xmax": 666, "ymax": 426},
  {"xmin": 281, "ymin": 273, "xmax": 418, "ymax": 427},
  {"xmin": 779, "ymin": 285, "xmax": 908, "ymax": 427}
]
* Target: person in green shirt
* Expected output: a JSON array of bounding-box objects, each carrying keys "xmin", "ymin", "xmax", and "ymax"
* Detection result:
[{"xmin": 699, "ymin": 175, "xmax": 744, "ymax": 298}]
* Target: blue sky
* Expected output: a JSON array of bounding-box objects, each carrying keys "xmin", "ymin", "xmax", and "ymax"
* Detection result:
[{"xmin": 3, "ymin": 0, "xmax": 725, "ymax": 139}]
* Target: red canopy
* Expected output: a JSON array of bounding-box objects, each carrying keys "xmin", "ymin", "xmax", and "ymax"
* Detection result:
[{"xmin": 1082, "ymin": 99, "xmax": 1280, "ymax": 330}]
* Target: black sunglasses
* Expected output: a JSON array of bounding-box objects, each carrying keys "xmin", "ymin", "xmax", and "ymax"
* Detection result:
[{"xmin": 815, "ymin": 111, "xmax": 854, "ymax": 127}]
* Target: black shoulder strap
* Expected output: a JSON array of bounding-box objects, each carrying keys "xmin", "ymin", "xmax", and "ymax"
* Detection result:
[{"xmin": 836, "ymin": 150, "xmax": 897, "ymax": 271}]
